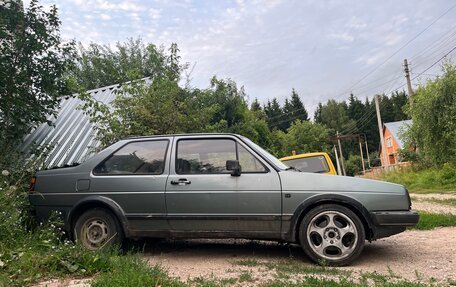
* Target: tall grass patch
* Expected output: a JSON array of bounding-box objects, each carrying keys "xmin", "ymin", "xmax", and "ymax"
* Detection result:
[{"xmin": 380, "ymin": 164, "xmax": 456, "ymax": 193}]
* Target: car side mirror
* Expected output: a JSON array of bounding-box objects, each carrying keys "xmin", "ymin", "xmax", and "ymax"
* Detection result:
[{"xmin": 226, "ymin": 160, "xmax": 241, "ymax": 176}]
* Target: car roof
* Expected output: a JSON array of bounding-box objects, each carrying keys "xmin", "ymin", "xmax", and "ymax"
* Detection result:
[{"xmin": 125, "ymin": 133, "xmax": 241, "ymax": 140}]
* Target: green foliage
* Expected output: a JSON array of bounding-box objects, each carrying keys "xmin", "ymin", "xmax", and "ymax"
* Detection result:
[
  {"xmin": 284, "ymin": 120, "xmax": 330, "ymax": 155},
  {"xmin": 345, "ymin": 155, "xmax": 363, "ymax": 176},
  {"xmin": 414, "ymin": 212, "xmax": 456, "ymax": 230},
  {"xmin": 79, "ymin": 78, "xmax": 213, "ymax": 147},
  {"xmin": 0, "ymin": 156, "xmax": 123, "ymax": 286},
  {"xmin": 281, "ymin": 89, "xmax": 309, "ymax": 129},
  {"xmin": 314, "ymin": 99, "xmax": 354, "ymax": 134},
  {"xmin": 0, "ymin": 0, "xmax": 75, "ymax": 152},
  {"xmin": 403, "ymin": 63, "xmax": 456, "ymax": 166},
  {"xmin": 380, "ymin": 164, "xmax": 456, "ymax": 193},
  {"xmin": 69, "ymin": 39, "xmax": 185, "ymax": 90}
]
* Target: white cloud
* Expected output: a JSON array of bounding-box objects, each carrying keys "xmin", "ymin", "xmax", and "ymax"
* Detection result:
[
  {"xmin": 328, "ymin": 32, "xmax": 355, "ymax": 43},
  {"xmin": 100, "ymin": 13, "xmax": 111, "ymax": 20},
  {"xmin": 148, "ymin": 8, "xmax": 161, "ymax": 20}
]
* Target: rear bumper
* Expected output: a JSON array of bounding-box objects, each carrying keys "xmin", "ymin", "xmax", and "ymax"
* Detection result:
[{"xmin": 370, "ymin": 210, "xmax": 419, "ymax": 239}]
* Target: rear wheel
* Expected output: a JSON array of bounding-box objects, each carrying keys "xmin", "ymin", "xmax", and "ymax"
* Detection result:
[
  {"xmin": 74, "ymin": 208, "xmax": 123, "ymax": 250},
  {"xmin": 299, "ymin": 204, "xmax": 365, "ymax": 266}
]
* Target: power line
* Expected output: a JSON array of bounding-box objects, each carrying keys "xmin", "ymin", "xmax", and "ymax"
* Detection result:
[
  {"xmin": 412, "ymin": 45, "xmax": 456, "ymax": 80},
  {"xmin": 342, "ymin": 2, "xmax": 456, "ymax": 93},
  {"xmin": 410, "ymin": 24, "xmax": 456, "ymax": 63}
]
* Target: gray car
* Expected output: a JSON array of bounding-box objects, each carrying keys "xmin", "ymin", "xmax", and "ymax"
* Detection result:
[{"xmin": 29, "ymin": 133, "xmax": 419, "ymax": 265}]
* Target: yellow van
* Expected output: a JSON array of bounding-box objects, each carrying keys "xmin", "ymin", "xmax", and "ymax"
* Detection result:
[{"xmin": 280, "ymin": 152, "xmax": 337, "ymax": 175}]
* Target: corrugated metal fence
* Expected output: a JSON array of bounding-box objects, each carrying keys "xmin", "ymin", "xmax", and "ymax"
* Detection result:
[{"xmin": 21, "ymin": 83, "xmax": 120, "ymax": 168}]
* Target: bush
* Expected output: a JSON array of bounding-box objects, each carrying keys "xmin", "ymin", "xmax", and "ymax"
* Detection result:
[{"xmin": 0, "ymin": 154, "xmax": 121, "ymax": 286}]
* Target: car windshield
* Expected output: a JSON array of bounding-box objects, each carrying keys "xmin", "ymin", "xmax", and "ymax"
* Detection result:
[
  {"xmin": 283, "ymin": 156, "xmax": 329, "ymax": 174},
  {"xmin": 241, "ymin": 137, "xmax": 288, "ymax": 170}
]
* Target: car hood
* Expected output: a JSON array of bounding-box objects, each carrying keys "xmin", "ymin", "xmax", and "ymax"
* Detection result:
[{"xmin": 279, "ymin": 170, "xmax": 406, "ymax": 194}]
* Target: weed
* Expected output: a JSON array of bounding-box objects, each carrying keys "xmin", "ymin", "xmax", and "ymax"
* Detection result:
[
  {"xmin": 414, "ymin": 270, "xmax": 423, "ymax": 281},
  {"xmin": 91, "ymin": 257, "xmax": 184, "ymax": 287},
  {"xmin": 239, "ymin": 270, "xmax": 254, "ymax": 282},
  {"xmin": 234, "ymin": 258, "xmax": 259, "ymax": 267},
  {"xmin": 190, "ymin": 276, "xmax": 236, "ymax": 287},
  {"xmin": 264, "ymin": 259, "xmax": 351, "ymax": 277}
]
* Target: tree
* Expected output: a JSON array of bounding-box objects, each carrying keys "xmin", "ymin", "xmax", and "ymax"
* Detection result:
[
  {"xmin": 285, "ymin": 120, "xmax": 330, "ymax": 155},
  {"xmin": 0, "ymin": 0, "xmax": 75, "ymax": 150},
  {"xmin": 347, "ymin": 93, "xmax": 364, "ymax": 123},
  {"xmin": 314, "ymin": 102, "xmax": 323, "ymax": 123},
  {"xmin": 390, "ymin": 91, "xmax": 409, "ymax": 121},
  {"xmin": 69, "ymin": 38, "xmax": 185, "ymax": 90},
  {"xmin": 264, "ymin": 98, "xmax": 284, "ymax": 131},
  {"xmin": 404, "ymin": 63, "xmax": 456, "ymax": 166},
  {"xmin": 79, "ymin": 78, "xmax": 213, "ymax": 148},
  {"xmin": 315, "ymin": 99, "xmax": 354, "ymax": 134},
  {"xmin": 287, "ymin": 89, "xmax": 309, "ymax": 121},
  {"xmin": 250, "ymin": 98, "xmax": 262, "ymax": 112}
]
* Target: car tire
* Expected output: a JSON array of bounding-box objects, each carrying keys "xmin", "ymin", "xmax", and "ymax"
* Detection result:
[
  {"xmin": 299, "ymin": 204, "xmax": 365, "ymax": 266},
  {"xmin": 74, "ymin": 208, "xmax": 124, "ymax": 250}
]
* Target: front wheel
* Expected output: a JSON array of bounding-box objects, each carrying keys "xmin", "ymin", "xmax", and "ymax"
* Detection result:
[
  {"xmin": 299, "ymin": 204, "xmax": 365, "ymax": 266},
  {"xmin": 74, "ymin": 208, "xmax": 124, "ymax": 250}
]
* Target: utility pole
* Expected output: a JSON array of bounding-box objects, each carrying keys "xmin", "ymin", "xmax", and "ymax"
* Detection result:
[
  {"xmin": 336, "ymin": 131, "xmax": 346, "ymax": 176},
  {"xmin": 364, "ymin": 135, "xmax": 371, "ymax": 168},
  {"xmin": 358, "ymin": 136, "xmax": 366, "ymax": 174},
  {"xmin": 375, "ymin": 95, "xmax": 388, "ymax": 169},
  {"xmin": 403, "ymin": 59, "xmax": 414, "ymax": 104},
  {"xmin": 334, "ymin": 145, "xmax": 342, "ymax": 175}
]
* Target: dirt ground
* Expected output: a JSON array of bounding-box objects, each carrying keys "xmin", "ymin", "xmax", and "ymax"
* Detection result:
[
  {"xmin": 34, "ymin": 195, "xmax": 456, "ymax": 287},
  {"xmin": 411, "ymin": 193, "xmax": 456, "ymax": 215},
  {"xmin": 142, "ymin": 227, "xmax": 456, "ymax": 285}
]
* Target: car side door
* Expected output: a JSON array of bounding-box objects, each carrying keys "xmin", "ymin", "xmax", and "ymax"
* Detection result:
[
  {"xmin": 89, "ymin": 138, "xmax": 172, "ymax": 232},
  {"xmin": 165, "ymin": 135, "xmax": 282, "ymax": 237}
]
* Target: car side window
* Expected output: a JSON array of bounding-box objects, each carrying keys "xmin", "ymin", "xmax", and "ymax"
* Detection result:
[
  {"xmin": 176, "ymin": 139, "xmax": 236, "ymax": 174},
  {"xmin": 237, "ymin": 144, "xmax": 267, "ymax": 172},
  {"xmin": 93, "ymin": 140, "xmax": 168, "ymax": 175}
]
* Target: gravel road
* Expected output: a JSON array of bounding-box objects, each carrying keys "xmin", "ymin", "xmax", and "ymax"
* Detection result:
[{"xmin": 142, "ymin": 227, "xmax": 456, "ymax": 285}]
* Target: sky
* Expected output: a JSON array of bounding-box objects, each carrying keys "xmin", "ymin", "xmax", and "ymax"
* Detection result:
[{"xmin": 27, "ymin": 0, "xmax": 456, "ymax": 115}]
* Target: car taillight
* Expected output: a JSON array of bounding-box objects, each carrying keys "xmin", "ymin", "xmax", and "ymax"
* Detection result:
[{"xmin": 29, "ymin": 176, "xmax": 36, "ymax": 193}]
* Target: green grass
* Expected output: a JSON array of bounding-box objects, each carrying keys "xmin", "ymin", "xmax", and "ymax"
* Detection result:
[
  {"xmin": 261, "ymin": 276, "xmax": 433, "ymax": 287},
  {"xmin": 379, "ymin": 165, "xmax": 456, "ymax": 194},
  {"xmin": 239, "ymin": 270, "xmax": 254, "ymax": 282},
  {"xmin": 234, "ymin": 258, "xmax": 259, "ymax": 267},
  {"xmin": 263, "ymin": 259, "xmax": 351, "ymax": 278},
  {"xmin": 91, "ymin": 256, "xmax": 184, "ymax": 287},
  {"xmin": 414, "ymin": 212, "xmax": 456, "ymax": 230},
  {"xmin": 190, "ymin": 276, "xmax": 237, "ymax": 287}
]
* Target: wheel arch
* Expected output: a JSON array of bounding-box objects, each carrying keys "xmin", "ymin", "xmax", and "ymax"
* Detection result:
[
  {"xmin": 67, "ymin": 196, "xmax": 130, "ymax": 238},
  {"xmin": 287, "ymin": 194, "xmax": 374, "ymax": 242}
]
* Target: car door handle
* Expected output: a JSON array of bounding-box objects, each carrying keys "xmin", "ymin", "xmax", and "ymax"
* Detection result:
[{"xmin": 170, "ymin": 179, "xmax": 191, "ymax": 186}]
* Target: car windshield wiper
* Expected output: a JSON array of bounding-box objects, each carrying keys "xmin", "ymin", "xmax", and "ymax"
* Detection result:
[{"xmin": 285, "ymin": 166, "xmax": 301, "ymax": 172}]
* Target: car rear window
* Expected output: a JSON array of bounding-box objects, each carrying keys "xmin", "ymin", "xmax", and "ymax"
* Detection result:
[{"xmin": 93, "ymin": 140, "xmax": 169, "ymax": 175}]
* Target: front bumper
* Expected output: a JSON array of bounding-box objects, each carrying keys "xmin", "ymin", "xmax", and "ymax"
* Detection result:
[
  {"xmin": 371, "ymin": 210, "xmax": 420, "ymax": 226},
  {"xmin": 369, "ymin": 210, "xmax": 420, "ymax": 239}
]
